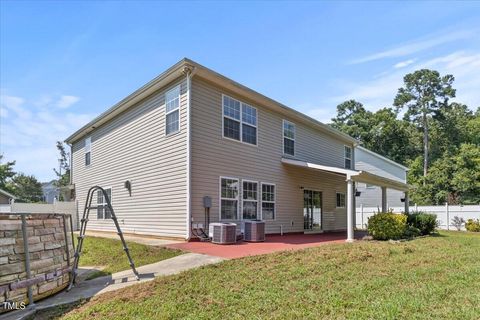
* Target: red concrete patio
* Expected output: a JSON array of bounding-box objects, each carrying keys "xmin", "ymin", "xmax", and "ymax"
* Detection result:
[{"xmin": 166, "ymin": 232, "xmax": 363, "ymax": 259}]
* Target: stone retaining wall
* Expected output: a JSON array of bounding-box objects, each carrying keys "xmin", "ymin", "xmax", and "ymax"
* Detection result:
[{"xmin": 0, "ymin": 214, "xmax": 74, "ymax": 313}]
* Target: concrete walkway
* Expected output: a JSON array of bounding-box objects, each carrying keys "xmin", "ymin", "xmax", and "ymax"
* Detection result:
[
  {"xmin": 83, "ymin": 230, "xmax": 182, "ymax": 246},
  {"xmin": 3, "ymin": 253, "xmax": 224, "ymax": 320}
]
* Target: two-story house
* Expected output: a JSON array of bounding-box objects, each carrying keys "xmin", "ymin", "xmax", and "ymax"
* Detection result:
[{"xmin": 65, "ymin": 58, "xmax": 409, "ymax": 241}]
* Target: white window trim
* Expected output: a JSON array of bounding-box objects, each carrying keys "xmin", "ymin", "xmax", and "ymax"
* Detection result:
[
  {"xmin": 219, "ymin": 176, "xmax": 240, "ymax": 221},
  {"xmin": 241, "ymin": 179, "xmax": 259, "ymax": 221},
  {"xmin": 336, "ymin": 192, "xmax": 346, "ymax": 208},
  {"xmin": 261, "ymin": 182, "xmax": 276, "ymax": 221},
  {"xmin": 84, "ymin": 136, "xmax": 92, "ymax": 167},
  {"xmin": 282, "ymin": 119, "xmax": 295, "ymax": 156},
  {"xmin": 221, "ymin": 94, "xmax": 258, "ymax": 146},
  {"xmin": 97, "ymin": 186, "xmax": 112, "ymax": 220},
  {"xmin": 165, "ymin": 85, "xmax": 181, "ymax": 136},
  {"xmin": 344, "ymin": 145, "xmax": 352, "ymax": 169}
]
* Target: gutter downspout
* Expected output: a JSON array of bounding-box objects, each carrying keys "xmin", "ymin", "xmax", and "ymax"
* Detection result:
[{"xmin": 184, "ymin": 65, "xmax": 194, "ymax": 240}]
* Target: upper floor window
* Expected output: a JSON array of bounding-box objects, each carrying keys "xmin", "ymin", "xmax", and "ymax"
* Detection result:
[
  {"xmin": 344, "ymin": 145, "xmax": 352, "ymax": 169},
  {"xmin": 165, "ymin": 86, "xmax": 180, "ymax": 135},
  {"xmin": 283, "ymin": 120, "xmax": 295, "ymax": 156},
  {"xmin": 97, "ymin": 187, "xmax": 112, "ymax": 219},
  {"xmin": 223, "ymin": 95, "xmax": 257, "ymax": 145},
  {"xmin": 85, "ymin": 137, "xmax": 91, "ymax": 166}
]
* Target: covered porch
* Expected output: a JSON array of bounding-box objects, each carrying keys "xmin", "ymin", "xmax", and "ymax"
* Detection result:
[{"xmin": 282, "ymin": 158, "xmax": 409, "ymax": 242}]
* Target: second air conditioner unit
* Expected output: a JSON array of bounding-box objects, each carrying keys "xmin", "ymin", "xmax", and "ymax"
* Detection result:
[{"xmin": 243, "ymin": 220, "xmax": 265, "ymax": 242}]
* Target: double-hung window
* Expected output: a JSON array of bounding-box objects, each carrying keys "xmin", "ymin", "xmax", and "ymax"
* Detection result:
[
  {"xmin": 344, "ymin": 146, "xmax": 352, "ymax": 169},
  {"xmin": 336, "ymin": 192, "xmax": 346, "ymax": 208},
  {"xmin": 283, "ymin": 120, "xmax": 295, "ymax": 156},
  {"xmin": 223, "ymin": 95, "xmax": 257, "ymax": 145},
  {"xmin": 165, "ymin": 86, "xmax": 180, "ymax": 135},
  {"xmin": 97, "ymin": 188, "xmax": 112, "ymax": 219},
  {"xmin": 242, "ymin": 180, "xmax": 258, "ymax": 220},
  {"xmin": 220, "ymin": 177, "xmax": 239, "ymax": 220},
  {"xmin": 261, "ymin": 183, "xmax": 275, "ymax": 220},
  {"xmin": 85, "ymin": 137, "xmax": 91, "ymax": 166}
]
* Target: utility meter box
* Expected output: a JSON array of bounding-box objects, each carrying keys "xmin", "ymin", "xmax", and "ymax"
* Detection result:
[{"xmin": 203, "ymin": 196, "xmax": 212, "ymax": 208}]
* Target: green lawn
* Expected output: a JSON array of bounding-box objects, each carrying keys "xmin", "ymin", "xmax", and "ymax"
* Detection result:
[
  {"xmin": 77, "ymin": 236, "xmax": 182, "ymax": 279},
  {"xmin": 59, "ymin": 231, "xmax": 479, "ymax": 319}
]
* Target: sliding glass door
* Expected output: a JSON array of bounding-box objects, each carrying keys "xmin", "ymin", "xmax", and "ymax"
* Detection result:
[{"xmin": 303, "ymin": 190, "xmax": 322, "ymax": 231}]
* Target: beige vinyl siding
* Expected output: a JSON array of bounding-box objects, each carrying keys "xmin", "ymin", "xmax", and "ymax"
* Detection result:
[
  {"xmin": 71, "ymin": 78, "xmax": 188, "ymax": 238},
  {"xmin": 190, "ymin": 78, "xmax": 351, "ymax": 233},
  {"xmin": 0, "ymin": 194, "xmax": 10, "ymax": 205},
  {"xmin": 355, "ymin": 148, "xmax": 405, "ymax": 182}
]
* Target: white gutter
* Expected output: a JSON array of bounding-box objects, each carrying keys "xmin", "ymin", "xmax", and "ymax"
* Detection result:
[{"xmin": 184, "ymin": 65, "xmax": 194, "ymax": 240}]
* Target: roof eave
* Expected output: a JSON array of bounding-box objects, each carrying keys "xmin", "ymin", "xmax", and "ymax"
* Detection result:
[
  {"xmin": 65, "ymin": 58, "xmax": 359, "ymax": 146},
  {"xmin": 65, "ymin": 58, "xmax": 192, "ymax": 144}
]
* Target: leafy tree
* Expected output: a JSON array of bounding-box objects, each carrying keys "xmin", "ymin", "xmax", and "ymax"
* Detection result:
[
  {"xmin": 53, "ymin": 141, "xmax": 70, "ymax": 188},
  {"xmin": 465, "ymin": 107, "xmax": 480, "ymax": 145},
  {"xmin": 430, "ymin": 103, "xmax": 474, "ymax": 160},
  {"xmin": 331, "ymin": 100, "xmax": 419, "ymax": 165},
  {"xmin": 394, "ymin": 69, "xmax": 456, "ymax": 178},
  {"xmin": 0, "ymin": 154, "xmax": 16, "ymax": 192},
  {"xmin": 450, "ymin": 144, "xmax": 480, "ymax": 204},
  {"xmin": 411, "ymin": 144, "xmax": 480, "ymax": 205},
  {"xmin": 6, "ymin": 173, "xmax": 44, "ymax": 203},
  {"xmin": 331, "ymin": 100, "xmax": 372, "ymax": 140}
]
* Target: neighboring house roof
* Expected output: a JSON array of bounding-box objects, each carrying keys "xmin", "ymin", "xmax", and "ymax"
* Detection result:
[
  {"xmin": 65, "ymin": 58, "xmax": 359, "ymax": 145},
  {"xmin": 355, "ymin": 146, "xmax": 409, "ymax": 171},
  {"xmin": 0, "ymin": 188, "xmax": 16, "ymax": 199}
]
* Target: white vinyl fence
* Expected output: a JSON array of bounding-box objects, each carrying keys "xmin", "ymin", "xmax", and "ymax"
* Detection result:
[
  {"xmin": 1, "ymin": 200, "xmax": 79, "ymax": 230},
  {"xmin": 356, "ymin": 204, "xmax": 480, "ymax": 230}
]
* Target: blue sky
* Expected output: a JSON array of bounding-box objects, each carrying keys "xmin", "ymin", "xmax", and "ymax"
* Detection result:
[{"xmin": 1, "ymin": 1, "xmax": 479, "ymax": 181}]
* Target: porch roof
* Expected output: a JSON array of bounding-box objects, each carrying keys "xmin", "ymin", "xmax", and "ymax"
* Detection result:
[{"xmin": 281, "ymin": 158, "xmax": 409, "ymax": 191}]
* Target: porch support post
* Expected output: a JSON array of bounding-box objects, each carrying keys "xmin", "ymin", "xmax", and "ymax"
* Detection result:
[
  {"xmin": 404, "ymin": 191, "xmax": 409, "ymax": 214},
  {"xmin": 346, "ymin": 178, "xmax": 354, "ymax": 242},
  {"xmin": 381, "ymin": 186, "xmax": 387, "ymax": 212}
]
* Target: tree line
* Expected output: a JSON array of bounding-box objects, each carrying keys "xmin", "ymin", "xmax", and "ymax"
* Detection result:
[
  {"xmin": 0, "ymin": 142, "xmax": 70, "ymax": 203},
  {"xmin": 331, "ymin": 69, "xmax": 480, "ymax": 205}
]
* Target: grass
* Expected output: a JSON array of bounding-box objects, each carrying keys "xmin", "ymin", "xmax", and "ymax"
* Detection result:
[
  {"xmin": 56, "ymin": 231, "xmax": 479, "ymax": 319},
  {"xmin": 77, "ymin": 236, "xmax": 182, "ymax": 279}
]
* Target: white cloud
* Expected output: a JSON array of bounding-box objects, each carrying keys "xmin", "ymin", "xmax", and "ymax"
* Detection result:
[
  {"xmin": 350, "ymin": 29, "xmax": 475, "ymax": 64},
  {"xmin": 304, "ymin": 107, "xmax": 337, "ymax": 124},
  {"xmin": 327, "ymin": 51, "xmax": 480, "ymax": 111},
  {"xmin": 394, "ymin": 59, "xmax": 416, "ymax": 69},
  {"xmin": 0, "ymin": 93, "xmax": 94, "ymax": 181},
  {"xmin": 56, "ymin": 95, "xmax": 80, "ymax": 109}
]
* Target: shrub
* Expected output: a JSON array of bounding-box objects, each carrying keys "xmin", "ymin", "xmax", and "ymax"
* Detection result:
[
  {"xmin": 451, "ymin": 216, "xmax": 465, "ymax": 231},
  {"xmin": 465, "ymin": 219, "xmax": 480, "ymax": 232},
  {"xmin": 406, "ymin": 211, "xmax": 438, "ymax": 235},
  {"xmin": 368, "ymin": 212, "xmax": 407, "ymax": 240},
  {"xmin": 403, "ymin": 225, "xmax": 421, "ymax": 238}
]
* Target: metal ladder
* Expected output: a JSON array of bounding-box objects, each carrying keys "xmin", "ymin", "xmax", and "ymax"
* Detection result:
[{"xmin": 67, "ymin": 186, "xmax": 139, "ymax": 291}]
